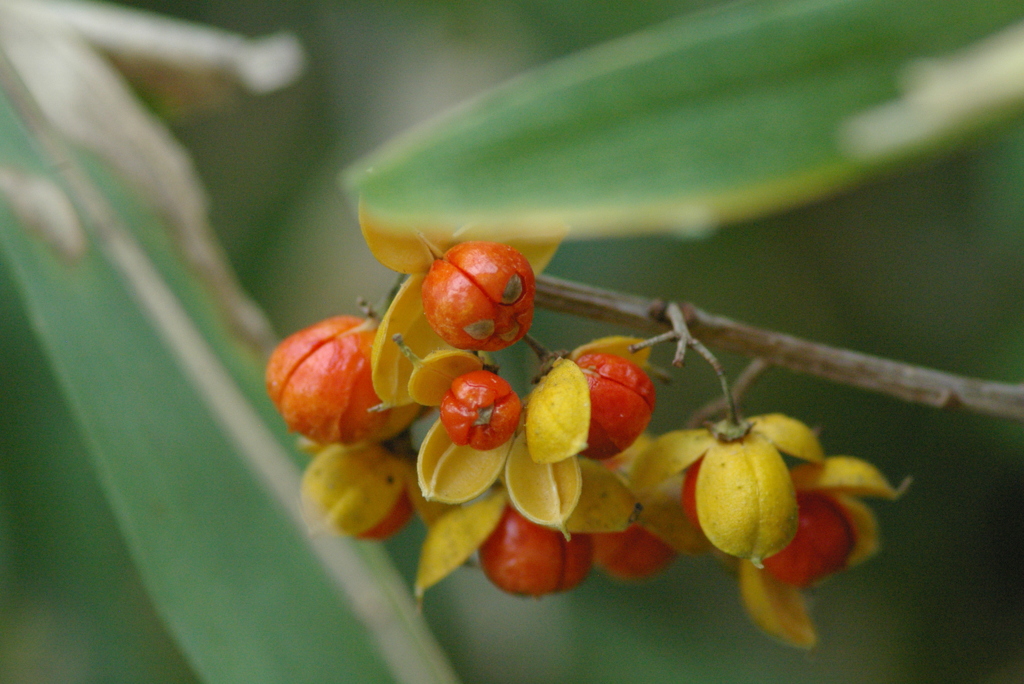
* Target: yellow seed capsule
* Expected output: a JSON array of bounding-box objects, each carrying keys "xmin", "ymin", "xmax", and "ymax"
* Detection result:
[
  {"xmin": 832, "ymin": 493, "xmax": 880, "ymax": 566},
  {"xmin": 629, "ymin": 429, "xmax": 717, "ymax": 492},
  {"xmin": 372, "ymin": 274, "xmax": 454, "ymax": 407},
  {"xmin": 739, "ymin": 561, "xmax": 817, "ymax": 649},
  {"xmin": 568, "ymin": 335, "xmax": 651, "ymax": 367},
  {"xmin": 300, "ymin": 443, "xmax": 407, "ymax": 537},
  {"xmin": 359, "ymin": 203, "xmax": 450, "ymax": 274},
  {"xmin": 406, "ymin": 473, "xmax": 454, "ymax": 527},
  {"xmin": 526, "ymin": 358, "xmax": 590, "ymax": 464},
  {"xmin": 417, "ymin": 418, "xmax": 511, "ymax": 503},
  {"xmin": 565, "ymin": 459, "xmax": 639, "ymax": 534},
  {"xmin": 358, "ymin": 202, "xmax": 568, "ymax": 275},
  {"xmin": 789, "ymin": 456, "xmax": 900, "ymax": 499},
  {"xmin": 695, "ymin": 433, "xmax": 798, "ymax": 565},
  {"xmin": 505, "ymin": 432, "xmax": 582, "ymax": 529},
  {"xmin": 377, "ymin": 403, "xmax": 423, "ymax": 441},
  {"xmin": 748, "ymin": 414, "xmax": 825, "ymax": 462},
  {"xmin": 407, "ymin": 349, "xmax": 484, "ymax": 406},
  {"xmin": 451, "ymin": 221, "xmax": 568, "ymax": 274},
  {"xmin": 415, "ymin": 491, "xmax": 508, "ymax": 598},
  {"xmin": 634, "ymin": 491, "xmax": 711, "ymax": 555}
]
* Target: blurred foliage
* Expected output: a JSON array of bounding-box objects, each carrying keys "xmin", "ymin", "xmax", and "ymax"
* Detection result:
[
  {"xmin": 2, "ymin": 1, "xmax": 1024, "ymax": 683},
  {"xmin": 0, "ymin": 258, "xmax": 199, "ymax": 683},
  {"xmin": 345, "ymin": 0, "xmax": 1024, "ymax": 237}
]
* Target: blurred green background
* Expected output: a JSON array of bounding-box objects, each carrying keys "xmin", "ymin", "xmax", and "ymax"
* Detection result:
[{"xmin": 2, "ymin": 1, "xmax": 1024, "ymax": 682}]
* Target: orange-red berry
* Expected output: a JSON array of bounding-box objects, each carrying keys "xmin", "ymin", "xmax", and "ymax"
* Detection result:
[
  {"xmin": 681, "ymin": 455, "xmax": 703, "ymax": 532},
  {"xmin": 574, "ymin": 353, "xmax": 655, "ymax": 459},
  {"xmin": 421, "ymin": 241, "xmax": 535, "ymax": 351},
  {"xmin": 356, "ymin": 490, "xmax": 415, "ymax": 541},
  {"xmin": 266, "ymin": 316, "xmax": 388, "ymax": 444},
  {"xmin": 440, "ymin": 370, "xmax": 521, "ymax": 451},
  {"xmin": 479, "ymin": 506, "xmax": 593, "ymax": 596},
  {"xmin": 593, "ymin": 524, "xmax": 676, "ymax": 580},
  {"xmin": 762, "ymin": 491, "xmax": 856, "ymax": 587}
]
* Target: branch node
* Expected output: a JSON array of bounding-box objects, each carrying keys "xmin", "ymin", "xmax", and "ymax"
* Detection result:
[
  {"xmin": 937, "ymin": 389, "xmax": 963, "ymax": 410},
  {"xmin": 678, "ymin": 301, "xmax": 698, "ymax": 327},
  {"xmin": 647, "ymin": 298, "xmax": 669, "ymax": 323}
]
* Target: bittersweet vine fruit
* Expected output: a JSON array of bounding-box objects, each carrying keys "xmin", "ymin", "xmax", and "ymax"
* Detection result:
[
  {"xmin": 406, "ymin": 348, "xmax": 484, "ymax": 406},
  {"xmin": 479, "ymin": 505, "xmax": 593, "ymax": 596},
  {"xmin": 574, "ymin": 352, "xmax": 656, "ymax": 459},
  {"xmin": 415, "ymin": 491, "xmax": 508, "ymax": 599},
  {"xmin": 593, "ymin": 524, "xmax": 676, "ymax": 580},
  {"xmin": 357, "ymin": 491, "xmax": 415, "ymax": 540},
  {"xmin": 421, "ymin": 241, "xmax": 535, "ymax": 351},
  {"xmin": 632, "ymin": 414, "xmax": 825, "ymax": 564},
  {"xmin": 266, "ymin": 316, "xmax": 417, "ymax": 444},
  {"xmin": 416, "ymin": 404, "xmax": 583, "ymax": 531},
  {"xmin": 417, "ymin": 418, "xmax": 514, "ymax": 504},
  {"xmin": 737, "ymin": 455, "xmax": 900, "ymax": 648},
  {"xmin": 300, "ymin": 443, "xmax": 415, "ymax": 538},
  {"xmin": 525, "ymin": 358, "xmax": 590, "ymax": 464},
  {"xmin": 568, "ymin": 335, "xmax": 651, "ymax": 367},
  {"xmin": 564, "ymin": 458, "xmax": 639, "ymax": 534},
  {"xmin": 440, "ymin": 370, "xmax": 521, "ymax": 451},
  {"xmin": 504, "ymin": 430, "xmax": 582, "ymax": 529},
  {"xmin": 761, "ymin": 491, "xmax": 855, "ymax": 587}
]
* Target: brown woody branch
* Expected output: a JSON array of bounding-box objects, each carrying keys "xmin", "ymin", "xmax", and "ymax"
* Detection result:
[{"xmin": 535, "ymin": 274, "xmax": 1024, "ymax": 423}]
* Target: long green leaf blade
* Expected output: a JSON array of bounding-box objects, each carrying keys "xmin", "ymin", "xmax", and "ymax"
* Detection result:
[
  {"xmin": 346, "ymin": 0, "xmax": 1024, "ymax": 237},
  {"xmin": 0, "ymin": 27, "xmax": 455, "ymax": 684}
]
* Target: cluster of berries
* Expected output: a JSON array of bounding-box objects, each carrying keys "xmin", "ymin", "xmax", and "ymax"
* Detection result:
[{"xmin": 266, "ymin": 233, "xmax": 899, "ymax": 647}]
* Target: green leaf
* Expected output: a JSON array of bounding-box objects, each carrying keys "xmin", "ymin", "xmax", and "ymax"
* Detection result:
[
  {"xmin": 0, "ymin": 268, "xmax": 199, "ymax": 683},
  {"xmin": 0, "ymin": 16, "xmax": 456, "ymax": 684},
  {"xmin": 346, "ymin": 0, "xmax": 1024, "ymax": 238}
]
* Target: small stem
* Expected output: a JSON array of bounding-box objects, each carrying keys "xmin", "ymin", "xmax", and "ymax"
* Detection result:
[
  {"xmin": 629, "ymin": 297, "xmax": 743, "ymax": 426},
  {"xmin": 630, "ymin": 301, "xmax": 740, "ymax": 420},
  {"xmin": 687, "ymin": 358, "xmax": 771, "ymax": 428},
  {"xmin": 663, "ymin": 303, "xmax": 691, "ymax": 367},
  {"xmin": 629, "ymin": 330, "xmax": 678, "ymax": 353},
  {"xmin": 644, "ymin": 363, "xmax": 674, "ymax": 385},
  {"xmin": 523, "ymin": 334, "xmax": 569, "ymax": 384},
  {"xmin": 689, "ymin": 338, "xmax": 740, "ymax": 425},
  {"xmin": 628, "ymin": 313, "xmax": 690, "ymax": 366},
  {"xmin": 522, "ymin": 333, "xmax": 553, "ymax": 364},
  {"xmin": 535, "ymin": 274, "xmax": 1024, "ymax": 424},
  {"xmin": 392, "ymin": 333, "xmax": 421, "ymax": 365},
  {"xmin": 356, "ymin": 296, "xmax": 377, "ymax": 321}
]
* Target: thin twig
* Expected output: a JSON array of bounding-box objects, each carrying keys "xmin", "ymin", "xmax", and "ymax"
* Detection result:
[
  {"xmin": 631, "ymin": 302, "xmax": 741, "ymax": 424},
  {"xmin": 535, "ymin": 274, "xmax": 1024, "ymax": 424},
  {"xmin": 687, "ymin": 358, "xmax": 772, "ymax": 428},
  {"xmin": 522, "ymin": 333, "xmax": 553, "ymax": 364}
]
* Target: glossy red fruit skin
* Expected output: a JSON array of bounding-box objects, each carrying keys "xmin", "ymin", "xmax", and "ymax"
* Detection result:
[
  {"xmin": 681, "ymin": 456, "xmax": 703, "ymax": 533},
  {"xmin": 593, "ymin": 524, "xmax": 676, "ymax": 580},
  {"xmin": 762, "ymin": 491, "xmax": 856, "ymax": 587},
  {"xmin": 265, "ymin": 316, "xmax": 388, "ymax": 444},
  {"xmin": 356, "ymin": 490, "xmax": 415, "ymax": 540},
  {"xmin": 421, "ymin": 241, "xmax": 535, "ymax": 351},
  {"xmin": 574, "ymin": 353, "xmax": 656, "ymax": 459},
  {"xmin": 479, "ymin": 506, "xmax": 593, "ymax": 596},
  {"xmin": 440, "ymin": 370, "xmax": 521, "ymax": 451}
]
